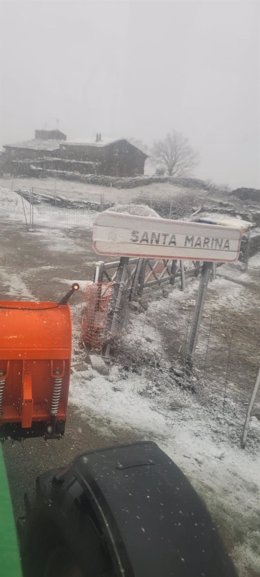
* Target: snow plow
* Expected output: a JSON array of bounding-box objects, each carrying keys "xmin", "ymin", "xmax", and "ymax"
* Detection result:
[
  {"xmin": 0, "ymin": 286, "xmax": 238, "ymax": 576},
  {"xmin": 0, "ymin": 283, "xmax": 79, "ymax": 439}
]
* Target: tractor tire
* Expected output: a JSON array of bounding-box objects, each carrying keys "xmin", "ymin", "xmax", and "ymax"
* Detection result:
[
  {"xmin": 20, "ymin": 442, "xmax": 238, "ymax": 577},
  {"xmin": 21, "ymin": 468, "xmax": 115, "ymax": 577}
]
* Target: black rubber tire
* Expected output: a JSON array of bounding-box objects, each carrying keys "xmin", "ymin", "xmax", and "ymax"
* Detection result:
[
  {"xmin": 20, "ymin": 442, "xmax": 238, "ymax": 577},
  {"xmin": 40, "ymin": 546, "xmax": 84, "ymax": 577},
  {"xmin": 21, "ymin": 469, "xmax": 115, "ymax": 577}
]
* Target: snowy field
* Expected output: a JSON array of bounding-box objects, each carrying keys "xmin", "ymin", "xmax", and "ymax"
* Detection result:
[
  {"xmin": 0, "ymin": 179, "xmax": 260, "ymax": 577},
  {"xmin": 0, "ymin": 175, "xmax": 210, "ymax": 205}
]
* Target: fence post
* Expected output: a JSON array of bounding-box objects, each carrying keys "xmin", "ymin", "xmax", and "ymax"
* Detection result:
[
  {"xmin": 21, "ymin": 197, "xmax": 29, "ymax": 229},
  {"xmin": 186, "ymin": 261, "xmax": 212, "ymax": 368},
  {"xmin": 94, "ymin": 261, "xmax": 105, "ymax": 284},
  {"xmin": 244, "ymin": 230, "xmax": 251, "ymax": 272},
  {"xmin": 103, "ymin": 257, "xmax": 129, "ymax": 359},
  {"xmin": 241, "ymin": 367, "xmax": 260, "ymax": 448},
  {"xmin": 129, "ymin": 259, "xmax": 143, "ymax": 301},
  {"xmin": 29, "ymin": 187, "xmax": 34, "ymax": 230},
  {"xmin": 94, "ymin": 261, "xmax": 105, "ymax": 316},
  {"xmin": 180, "ymin": 261, "xmax": 186, "ymax": 291},
  {"xmin": 137, "ymin": 259, "xmax": 146, "ymax": 297},
  {"xmin": 169, "ymin": 260, "xmax": 177, "ymax": 285},
  {"xmin": 212, "ymin": 262, "xmax": 216, "ymax": 280}
]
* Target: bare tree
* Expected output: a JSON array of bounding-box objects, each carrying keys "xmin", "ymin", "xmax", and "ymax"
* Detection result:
[{"xmin": 152, "ymin": 130, "xmax": 198, "ymax": 176}]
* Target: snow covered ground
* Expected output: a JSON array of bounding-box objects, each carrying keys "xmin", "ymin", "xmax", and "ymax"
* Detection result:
[
  {"xmin": 0, "ymin": 175, "xmax": 209, "ymax": 205},
  {"xmin": 70, "ymin": 269, "xmax": 260, "ymax": 577},
  {"xmin": 0, "ymin": 178, "xmax": 260, "ymax": 577}
]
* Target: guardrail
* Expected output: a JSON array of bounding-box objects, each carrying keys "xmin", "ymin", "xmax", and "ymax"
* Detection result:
[
  {"xmin": 93, "ymin": 257, "xmax": 198, "ymax": 299},
  {"xmin": 84, "ymin": 257, "xmax": 204, "ymax": 356}
]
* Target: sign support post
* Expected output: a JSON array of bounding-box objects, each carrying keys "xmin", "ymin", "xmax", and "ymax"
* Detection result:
[
  {"xmin": 129, "ymin": 259, "xmax": 144, "ymax": 301},
  {"xmin": 241, "ymin": 366, "xmax": 260, "ymax": 448},
  {"xmin": 104, "ymin": 257, "xmax": 129, "ymax": 359},
  {"xmin": 180, "ymin": 260, "xmax": 186, "ymax": 291},
  {"xmin": 186, "ymin": 261, "xmax": 212, "ymax": 368}
]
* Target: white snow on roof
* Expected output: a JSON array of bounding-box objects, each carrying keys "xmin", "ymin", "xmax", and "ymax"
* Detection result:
[
  {"xmin": 60, "ymin": 137, "xmax": 123, "ymax": 148},
  {"xmin": 4, "ymin": 139, "xmax": 63, "ymax": 151},
  {"xmin": 61, "ymin": 138, "xmax": 147, "ymax": 154},
  {"xmin": 4, "ymin": 137, "xmax": 147, "ymax": 154}
]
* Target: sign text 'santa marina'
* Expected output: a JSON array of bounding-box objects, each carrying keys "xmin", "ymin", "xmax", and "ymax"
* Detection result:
[
  {"xmin": 93, "ymin": 212, "xmax": 241, "ymax": 263},
  {"xmin": 130, "ymin": 230, "xmax": 231, "ymax": 251}
]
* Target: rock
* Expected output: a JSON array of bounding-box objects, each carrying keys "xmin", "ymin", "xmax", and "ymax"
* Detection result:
[
  {"xmin": 73, "ymin": 361, "xmax": 88, "ymax": 372},
  {"xmin": 89, "ymin": 354, "xmax": 110, "ymax": 375},
  {"xmin": 171, "ymin": 367, "xmax": 185, "ymax": 378},
  {"xmin": 129, "ymin": 300, "xmax": 141, "ymax": 312}
]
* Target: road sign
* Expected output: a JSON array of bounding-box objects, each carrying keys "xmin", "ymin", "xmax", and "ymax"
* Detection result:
[{"xmin": 93, "ymin": 211, "xmax": 241, "ymax": 262}]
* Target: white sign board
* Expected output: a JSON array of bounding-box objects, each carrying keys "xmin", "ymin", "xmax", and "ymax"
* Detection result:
[{"xmin": 93, "ymin": 211, "xmax": 241, "ymax": 262}]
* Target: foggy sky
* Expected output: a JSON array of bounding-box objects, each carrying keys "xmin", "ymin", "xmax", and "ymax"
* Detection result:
[{"xmin": 0, "ymin": 0, "xmax": 259, "ymax": 188}]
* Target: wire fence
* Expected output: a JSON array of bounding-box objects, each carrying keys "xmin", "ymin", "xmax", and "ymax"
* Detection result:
[{"xmin": 114, "ymin": 291, "xmax": 260, "ymax": 432}]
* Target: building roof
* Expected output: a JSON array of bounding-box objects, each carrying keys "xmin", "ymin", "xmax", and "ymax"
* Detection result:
[
  {"xmin": 35, "ymin": 129, "xmax": 66, "ymax": 140},
  {"xmin": 60, "ymin": 138, "xmax": 124, "ymax": 148},
  {"xmin": 4, "ymin": 136, "xmax": 148, "ymax": 157},
  {"xmin": 4, "ymin": 139, "xmax": 62, "ymax": 152},
  {"xmin": 60, "ymin": 138, "xmax": 148, "ymax": 156}
]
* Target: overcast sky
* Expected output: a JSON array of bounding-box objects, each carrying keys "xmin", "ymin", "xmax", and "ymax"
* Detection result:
[{"xmin": 0, "ymin": 0, "xmax": 259, "ymax": 188}]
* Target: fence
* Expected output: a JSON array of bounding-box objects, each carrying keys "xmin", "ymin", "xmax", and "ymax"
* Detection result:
[
  {"xmin": 93, "ymin": 257, "xmax": 200, "ymax": 299},
  {"xmin": 116, "ymin": 293, "xmax": 260, "ymax": 445},
  {"xmin": 15, "ymin": 187, "xmax": 112, "ymax": 212},
  {"xmin": 81, "ymin": 257, "xmax": 207, "ymax": 354}
]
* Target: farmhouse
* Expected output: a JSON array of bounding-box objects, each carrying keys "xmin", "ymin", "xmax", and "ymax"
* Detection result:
[
  {"xmin": 2, "ymin": 130, "xmax": 148, "ymax": 178},
  {"xmin": 1, "ymin": 130, "xmax": 66, "ymax": 174}
]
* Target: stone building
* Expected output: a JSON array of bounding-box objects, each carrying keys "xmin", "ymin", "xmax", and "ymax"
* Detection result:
[{"xmin": 2, "ymin": 131, "xmax": 147, "ymax": 177}]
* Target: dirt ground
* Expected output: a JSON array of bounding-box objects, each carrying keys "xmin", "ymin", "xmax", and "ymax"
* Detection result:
[{"xmin": 3, "ymin": 405, "xmax": 140, "ymax": 518}]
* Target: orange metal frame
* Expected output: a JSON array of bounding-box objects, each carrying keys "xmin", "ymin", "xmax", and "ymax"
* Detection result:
[{"xmin": 0, "ymin": 301, "xmax": 72, "ymax": 432}]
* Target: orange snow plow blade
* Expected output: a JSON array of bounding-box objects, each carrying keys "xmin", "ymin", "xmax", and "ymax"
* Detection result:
[{"xmin": 0, "ymin": 301, "xmax": 72, "ymax": 439}]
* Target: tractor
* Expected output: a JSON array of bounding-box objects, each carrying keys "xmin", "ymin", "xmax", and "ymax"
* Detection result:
[{"xmin": 0, "ymin": 283, "xmax": 238, "ymax": 577}]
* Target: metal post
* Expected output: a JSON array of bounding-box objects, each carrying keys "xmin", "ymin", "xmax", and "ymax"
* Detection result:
[
  {"xmin": 103, "ymin": 257, "xmax": 129, "ymax": 358},
  {"xmin": 169, "ymin": 260, "xmax": 177, "ymax": 285},
  {"xmin": 31, "ymin": 187, "xmax": 34, "ymax": 229},
  {"xmin": 29, "ymin": 187, "xmax": 34, "ymax": 230},
  {"xmin": 244, "ymin": 230, "xmax": 251, "ymax": 272},
  {"xmin": 137, "ymin": 259, "xmax": 146, "ymax": 297},
  {"xmin": 94, "ymin": 260, "xmax": 105, "ymax": 313},
  {"xmin": 21, "ymin": 197, "xmax": 28, "ymax": 229},
  {"xmin": 30, "ymin": 188, "xmax": 32, "ymax": 228},
  {"xmin": 186, "ymin": 261, "xmax": 212, "ymax": 367},
  {"xmin": 212, "ymin": 262, "xmax": 216, "ymax": 280},
  {"xmin": 129, "ymin": 259, "xmax": 143, "ymax": 301},
  {"xmin": 180, "ymin": 261, "xmax": 186, "ymax": 291},
  {"xmin": 94, "ymin": 261, "xmax": 105, "ymax": 284},
  {"xmin": 241, "ymin": 367, "xmax": 260, "ymax": 448}
]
